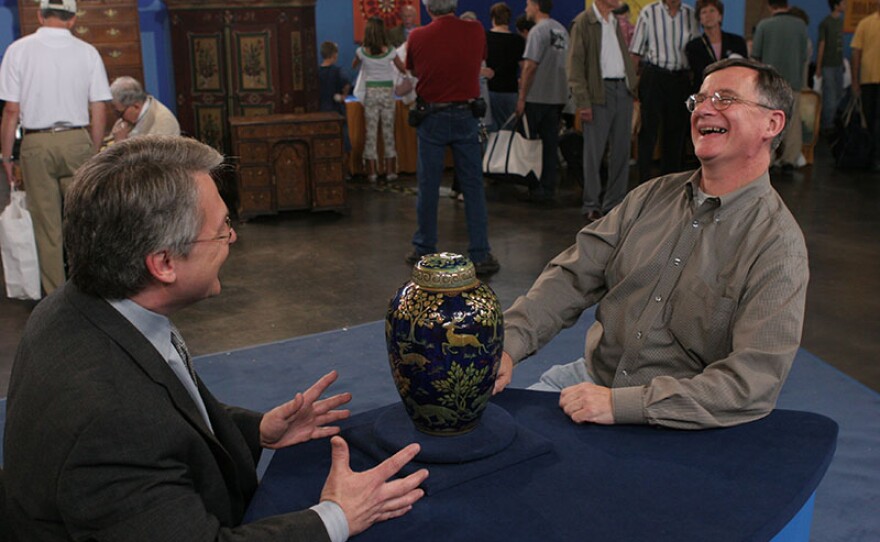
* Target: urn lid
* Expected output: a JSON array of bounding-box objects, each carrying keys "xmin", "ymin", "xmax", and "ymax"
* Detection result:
[{"xmin": 411, "ymin": 252, "xmax": 478, "ymax": 291}]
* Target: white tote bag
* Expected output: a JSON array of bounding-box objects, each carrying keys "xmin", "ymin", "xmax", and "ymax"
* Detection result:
[
  {"xmin": 0, "ymin": 189, "xmax": 42, "ymax": 300},
  {"xmin": 482, "ymin": 114, "xmax": 542, "ymax": 184}
]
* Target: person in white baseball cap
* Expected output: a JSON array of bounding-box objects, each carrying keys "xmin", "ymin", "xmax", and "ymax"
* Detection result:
[
  {"xmin": 0, "ymin": 0, "xmax": 111, "ymax": 295},
  {"xmin": 39, "ymin": 0, "xmax": 77, "ymax": 13}
]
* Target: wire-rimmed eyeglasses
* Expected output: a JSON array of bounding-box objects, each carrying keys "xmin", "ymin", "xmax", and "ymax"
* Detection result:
[
  {"xmin": 113, "ymin": 104, "xmax": 132, "ymax": 119},
  {"xmin": 685, "ymin": 92, "xmax": 776, "ymax": 113},
  {"xmin": 187, "ymin": 216, "xmax": 235, "ymax": 245}
]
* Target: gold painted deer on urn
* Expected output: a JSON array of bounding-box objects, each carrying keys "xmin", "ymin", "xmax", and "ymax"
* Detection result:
[{"xmin": 385, "ymin": 253, "xmax": 503, "ymax": 435}]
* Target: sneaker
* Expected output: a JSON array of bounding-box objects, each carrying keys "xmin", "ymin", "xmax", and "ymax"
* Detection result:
[
  {"xmin": 457, "ymin": 193, "xmax": 464, "ymax": 202},
  {"xmin": 405, "ymin": 250, "xmax": 423, "ymax": 266},
  {"xmin": 473, "ymin": 254, "xmax": 500, "ymax": 276},
  {"xmin": 368, "ymin": 174, "xmax": 378, "ymax": 184},
  {"xmin": 386, "ymin": 173, "xmax": 398, "ymax": 182},
  {"xmin": 448, "ymin": 190, "xmax": 460, "ymax": 199}
]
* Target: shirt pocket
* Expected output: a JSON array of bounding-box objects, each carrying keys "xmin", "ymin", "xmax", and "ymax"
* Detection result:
[{"xmin": 666, "ymin": 277, "xmax": 737, "ymax": 367}]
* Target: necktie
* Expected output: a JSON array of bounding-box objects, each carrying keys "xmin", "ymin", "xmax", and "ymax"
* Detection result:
[{"xmin": 170, "ymin": 326, "xmax": 198, "ymax": 385}]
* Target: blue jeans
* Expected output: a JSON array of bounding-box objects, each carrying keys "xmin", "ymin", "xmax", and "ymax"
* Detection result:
[
  {"xmin": 412, "ymin": 107, "xmax": 491, "ymax": 263},
  {"xmin": 821, "ymin": 66, "xmax": 845, "ymax": 130},
  {"xmin": 489, "ymin": 91, "xmax": 517, "ymax": 131},
  {"xmin": 528, "ymin": 358, "xmax": 595, "ymax": 392}
]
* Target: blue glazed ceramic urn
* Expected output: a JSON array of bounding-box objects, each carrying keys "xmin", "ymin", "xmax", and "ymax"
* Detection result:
[{"xmin": 385, "ymin": 253, "xmax": 504, "ymax": 435}]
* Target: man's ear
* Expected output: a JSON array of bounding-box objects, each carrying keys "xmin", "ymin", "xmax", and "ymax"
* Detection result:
[
  {"xmin": 144, "ymin": 250, "xmax": 176, "ymax": 285},
  {"xmin": 766, "ymin": 109, "xmax": 786, "ymax": 142}
]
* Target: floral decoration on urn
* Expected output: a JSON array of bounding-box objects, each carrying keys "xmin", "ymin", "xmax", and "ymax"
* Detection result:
[{"xmin": 385, "ymin": 253, "xmax": 503, "ymax": 435}]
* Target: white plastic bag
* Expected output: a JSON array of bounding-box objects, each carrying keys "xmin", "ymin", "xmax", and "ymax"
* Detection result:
[
  {"xmin": 0, "ymin": 189, "xmax": 42, "ymax": 300},
  {"xmin": 353, "ymin": 68, "xmax": 366, "ymax": 102}
]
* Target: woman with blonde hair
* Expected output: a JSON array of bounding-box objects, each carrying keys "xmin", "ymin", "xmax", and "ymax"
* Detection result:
[{"xmin": 353, "ymin": 16, "xmax": 406, "ymax": 182}]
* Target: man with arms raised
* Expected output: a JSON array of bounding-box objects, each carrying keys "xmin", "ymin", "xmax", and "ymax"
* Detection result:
[
  {"xmin": 4, "ymin": 136, "xmax": 428, "ymax": 541},
  {"xmin": 495, "ymin": 59, "xmax": 808, "ymax": 430}
]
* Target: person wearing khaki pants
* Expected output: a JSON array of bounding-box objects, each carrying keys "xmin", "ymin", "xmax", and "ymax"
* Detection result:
[
  {"xmin": 0, "ymin": 0, "xmax": 111, "ymax": 295},
  {"xmin": 19, "ymin": 128, "xmax": 95, "ymax": 292}
]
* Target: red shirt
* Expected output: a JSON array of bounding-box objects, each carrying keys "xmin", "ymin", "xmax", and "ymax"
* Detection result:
[{"xmin": 406, "ymin": 15, "xmax": 486, "ymax": 103}]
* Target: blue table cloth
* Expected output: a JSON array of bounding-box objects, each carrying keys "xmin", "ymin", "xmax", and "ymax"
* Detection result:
[{"xmin": 245, "ymin": 389, "xmax": 837, "ymax": 541}]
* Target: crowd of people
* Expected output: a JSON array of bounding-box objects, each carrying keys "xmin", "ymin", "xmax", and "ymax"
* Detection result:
[
  {"xmin": 1, "ymin": 0, "xmax": 878, "ymax": 540},
  {"xmin": 325, "ymin": 0, "xmax": 879, "ymax": 278}
]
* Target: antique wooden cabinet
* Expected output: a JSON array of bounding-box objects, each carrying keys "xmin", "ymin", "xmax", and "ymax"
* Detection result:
[
  {"xmin": 229, "ymin": 112, "xmax": 347, "ymax": 218},
  {"xmin": 17, "ymin": 0, "xmax": 144, "ymax": 85},
  {"xmin": 166, "ymin": 0, "xmax": 319, "ymax": 155}
]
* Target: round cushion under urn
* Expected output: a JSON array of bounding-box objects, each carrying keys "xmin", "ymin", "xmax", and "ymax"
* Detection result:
[{"xmin": 385, "ymin": 253, "xmax": 504, "ymax": 435}]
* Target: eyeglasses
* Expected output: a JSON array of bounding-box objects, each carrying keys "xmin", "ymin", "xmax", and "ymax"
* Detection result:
[
  {"xmin": 187, "ymin": 216, "xmax": 235, "ymax": 245},
  {"xmin": 113, "ymin": 105, "xmax": 131, "ymax": 119},
  {"xmin": 685, "ymin": 92, "xmax": 776, "ymax": 113}
]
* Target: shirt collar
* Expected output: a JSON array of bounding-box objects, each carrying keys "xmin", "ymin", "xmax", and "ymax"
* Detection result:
[
  {"xmin": 36, "ymin": 27, "xmax": 73, "ymax": 38},
  {"xmin": 137, "ymin": 96, "xmax": 151, "ymax": 123},
  {"xmin": 685, "ymin": 169, "xmax": 772, "ymax": 213},
  {"xmin": 107, "ymin": 298, "xmax": 175, "ymax": 361},
  {"xmin": 592, "ymin": 3, "xmax": 615, "ymax": 25}
]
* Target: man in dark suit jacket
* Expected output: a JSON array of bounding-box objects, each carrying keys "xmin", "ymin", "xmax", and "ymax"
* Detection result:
[{"xmin": 3, "ymin": 135, "xmax": 428, "ymax": 541}]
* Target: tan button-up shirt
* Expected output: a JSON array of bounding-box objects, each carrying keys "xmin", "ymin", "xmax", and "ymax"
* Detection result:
[{"xmin": 504, "ymin": 170, "xmax": 809, "ymax": 429}]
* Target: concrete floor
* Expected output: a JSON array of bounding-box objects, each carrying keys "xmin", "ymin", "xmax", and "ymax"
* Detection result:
[{"xmin": 1, "ymin": 141, "xmax": 878, "ymax": 397}]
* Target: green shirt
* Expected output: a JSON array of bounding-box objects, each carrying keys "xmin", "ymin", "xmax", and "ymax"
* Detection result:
[{"xmin": 504, "ymin": 170, "xmax": 809, "ymax": 429}]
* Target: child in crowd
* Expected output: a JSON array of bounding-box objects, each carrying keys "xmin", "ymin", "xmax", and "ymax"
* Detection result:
[
  {"xmin": 318, "ymin": 41, "xmax": 352, "ymax": 178},
  {"xmin": 353, "ymin": 17, "xmax": 406, "ymax": 182}
]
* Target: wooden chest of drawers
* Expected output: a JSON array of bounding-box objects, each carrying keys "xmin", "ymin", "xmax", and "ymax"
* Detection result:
[
  {"xmin": 166, "ymin": 0, "xmax": 319, "ymax": 155},
  {"xmin": 17, "ymin": 0, "xmax": 144, "ymax": 85},
  {"xmin": 229, "ymin": 112, "xmax": 347, "ymax": 219}
]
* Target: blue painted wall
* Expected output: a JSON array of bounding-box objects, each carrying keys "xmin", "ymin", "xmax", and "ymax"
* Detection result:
[{"xmin": 0, "ymin": 0, "xmax": 859, "ymax": 113}]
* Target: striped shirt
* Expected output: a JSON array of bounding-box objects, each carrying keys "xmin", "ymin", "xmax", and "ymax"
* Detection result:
[{"xmin": 630, "ymin": 1, "xmax": 698, "ymax": 71}]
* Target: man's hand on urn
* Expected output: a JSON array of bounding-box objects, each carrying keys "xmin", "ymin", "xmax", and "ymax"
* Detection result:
[
  {"xmin": 321, "ymin": 436, "xmax": 429, "ymax": 536},
  {"xmin": 559, "ymin": 382, "xmax": 615, "ymax": 425},
  {"xmin": 493, "ymin": 351, "xmax": 514, "ymax": 395}
]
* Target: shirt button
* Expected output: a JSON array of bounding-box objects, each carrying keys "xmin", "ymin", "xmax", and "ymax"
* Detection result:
[
  {"xmin": 714, "ymin": 216, "xmax": 720, "ymax": 223},
  {"xmin": 673, "ymin": 257, "xmax": 682, "ymax": 266},
  {"xmin": 654, "ymin": 295, "xmax": 662, "ymax": 302},
  {"xmin": 636, "ymin": 331, "xmax": 642, "ymax": 339},
  {"xmin": 622, "ymin": 369, "xmax": 629, "ymax": 376},
  {"xmin": 692, "ymin": 220, "xmax": 699, "ymax": 228}
]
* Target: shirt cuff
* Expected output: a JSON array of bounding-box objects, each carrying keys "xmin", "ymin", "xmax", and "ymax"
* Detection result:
[
  {"xmin": 502, "ymin": 330, "xmax": 530, "ymax": 364},
  {"xmin": 611, "ymin": 386, "xmax": 647, "ymax": 425},
  {"xmin": 311, "ymin": 501, "xmax": 349, "ymax": 542}
]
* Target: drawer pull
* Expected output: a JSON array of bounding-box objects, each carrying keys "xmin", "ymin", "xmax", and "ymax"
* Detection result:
[
  {"xmin": 104, "ymin": 9, "xmax": 118, "ymax": 18},
  {"xmin": 108, "ymin": 50, "xmax": 123, "ymax": 59},
  {"xmin": 107, "ymin": 28, "xmax": 121, "ymax": 37},
  {"xmin": 75, "ymin": 26, "xmax": 89, "ymax": 36}
]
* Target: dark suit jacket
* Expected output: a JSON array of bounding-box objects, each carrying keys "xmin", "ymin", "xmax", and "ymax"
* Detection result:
[
  {"xmin": 685, "ymin": 31, "xmax": 749, "ymax": 92},
  {"xmin": 4, "ymin": 283, "xmax": 330, "ymax": 542}
]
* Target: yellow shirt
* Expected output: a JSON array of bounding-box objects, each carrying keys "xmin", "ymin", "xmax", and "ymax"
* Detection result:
[{"xmin": 852, "ymin": 12, "xmax": 880, "ymax": 84}]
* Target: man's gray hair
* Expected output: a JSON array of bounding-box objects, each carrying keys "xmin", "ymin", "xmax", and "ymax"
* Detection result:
[
  {"xmin": 423, "ymin": 0, "xmax": 457, "ymax": 16},
  {"xmin": 110, "ymin": 76, "xmax": 148, "ymax": 106},
  {"xmin": 703, "ymin": 58, "xmax": 794, "ymax": 152},
  {"xmin": 64, "ymin": 135, "xmax": 225, "ymax": 299}
]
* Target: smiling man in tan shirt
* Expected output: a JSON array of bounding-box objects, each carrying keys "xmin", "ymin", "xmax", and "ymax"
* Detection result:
[{"xmin": 494, "ymin": 58, "xmax": 807, "ymax": 430}]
